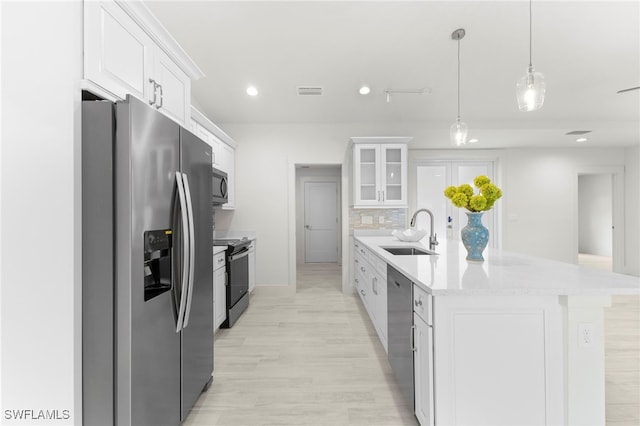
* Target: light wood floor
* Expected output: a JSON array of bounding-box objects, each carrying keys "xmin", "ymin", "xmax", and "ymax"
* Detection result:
[
  {"xmin": 185, "ymin": 262, "xmax": 639, "ymax": 425},
  {"xmin": 578, "ymin": 253, "xmax": 640, "ymax": 425},
  {"xmin": 605, "ymin": 295, "xmax": 640, "ymax": 425},
  {"xmin": 184, "ymin": 263, "xmax": 416, "ymax": 426}
]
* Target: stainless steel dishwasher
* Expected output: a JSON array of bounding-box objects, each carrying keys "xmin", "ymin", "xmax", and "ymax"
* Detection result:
[{"xmin": 387, "ymin": 264, "xmax": 414, "ymax": 408}]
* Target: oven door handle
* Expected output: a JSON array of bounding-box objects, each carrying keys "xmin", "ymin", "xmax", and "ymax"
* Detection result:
[{"xmin": 229, "ymin": 248, "xmax": 250, "ymax": 262}]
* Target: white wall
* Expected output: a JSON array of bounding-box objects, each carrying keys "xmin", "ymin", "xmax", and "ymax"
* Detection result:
[
  {"xmin": 502, "ymin": 148, "xmax": 627, "ymax": 265},
  {"xmin": 625, "ymin": 145, "xmax": 640, "ymax": 276},
  {"xmin": 1, "ymin": 2, "xmax": 82, "ymax": 424},
  {"xmin": 578, "ymin": 174, "xmax": 612, "ymax": 256},
  {"xmin": 218, "ymin": 121, "xmax": 640, "ymax": 287},
  {"xmin": 215, "ymin": 124, "xmax": 361, "ymax": 286}
]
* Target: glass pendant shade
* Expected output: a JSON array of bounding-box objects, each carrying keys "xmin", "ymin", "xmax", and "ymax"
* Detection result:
[
  {"xmin": 516, "ymin": 66, "xmax": 546, "ymax": 112},
  {"xmin": 450, "ymin": 118, "xmax": 468, "ymax": 146}
]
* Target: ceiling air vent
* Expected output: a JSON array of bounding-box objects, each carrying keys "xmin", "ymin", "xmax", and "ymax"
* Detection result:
[
  {"xmin": 565, "ymin": 130, "xmax": 592, "ymax": 136},
  {"xmin": 297, "ymin": 86, "xmax": 323, "ymax": 96}
]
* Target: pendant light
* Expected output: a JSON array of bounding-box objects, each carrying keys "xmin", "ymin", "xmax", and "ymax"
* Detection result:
[
  {"xmin": 450, "ymin": 28, "xmax": 467, "ymax": 147},
  {"xmin": 516, "ymin": 0, "xmax": 545, "ymax": 111}
]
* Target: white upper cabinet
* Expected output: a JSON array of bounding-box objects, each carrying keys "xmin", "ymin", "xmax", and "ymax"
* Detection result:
[
  {"xmin": 351, "ymin": 137, "xmax": 410, "ymax": 208},
  {"xmin": 84, "ymin": 0, "xmax": 203, "ymax": 125},
  {"xmin": 152, "ymin": 48, "xmax": 191, "ymax": 125},
  {"xmin": 84, "ymin": 0, "xmax": 152, "ymax": 101}
]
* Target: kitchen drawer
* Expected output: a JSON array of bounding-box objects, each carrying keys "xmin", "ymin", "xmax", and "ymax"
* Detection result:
[
  {"xmin": 355, "ymin": 254, "xmax": 372, "ymax": 279},
  {"xmin": 413, "ymin": 284, "xmax": 432, "ymax": 325},
  {"xmin": 355, "ymin": 242, "xmax": 369, "ymax": 260},
  {"xmin": 214, "ymin": 251, "xmax": 226, "ymax": 271}
]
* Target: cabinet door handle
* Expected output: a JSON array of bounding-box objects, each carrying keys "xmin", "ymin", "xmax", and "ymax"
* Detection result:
[
  {"xmin": 360, "ymin": 266, "xmax": 366, "ymax": 272},
  {"xmin": 381, "ymin": 191, "xmax": 385, "ymax": 202},
  {"xmin": 148, "ymin": 78, "xmax": 157, "ymax": 106},
  {"xmin": 360, "ymin": 289, "xmax": 366, "ymax": 296},
  {"xmin": 372, "ymin": 277, "xmax": 378, "ymax": 295},
  {"xmin": 411, "ymin": 325, "xmax": 417, "ymax": 352},
  {"xmin": 156, "ymin": 84, "xmax": 163, "ymax": 109},
  {"xmin": 414, "ymin": 298, "xmax": 423, "ymax": 307}
]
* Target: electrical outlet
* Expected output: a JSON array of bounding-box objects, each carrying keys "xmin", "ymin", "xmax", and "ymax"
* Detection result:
[
  {"xmin": 379, "ymin": 216, "xmax": 385, "ymax": 224},
  {"xmin": 578, "ymin": 323, "xmax": 594, "ymax": 348},
  {"xmin": 361, "ymin": 215, "xmax": 373, "ymax": 225}
]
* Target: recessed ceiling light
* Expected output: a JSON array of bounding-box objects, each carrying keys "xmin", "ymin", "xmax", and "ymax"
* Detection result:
[
  {"xmin": 246, "ymin": 86, "xmax": 258, "ymax": 96},
  {"xmin": 359, "ymin": 85, "xmax": 371, "ymax": 95},
  {"xmin": 468, "ymin": 138, "xmax": 479, "ymax": 143},
  {"xmin": 576, "ymin": 137, "xmax": 588, "ymax": 143}
]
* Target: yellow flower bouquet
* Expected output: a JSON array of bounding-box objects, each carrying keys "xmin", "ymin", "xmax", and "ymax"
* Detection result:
[{"xmin": 444, "ymin": 175, "xmax": 502, "ymax": 212}]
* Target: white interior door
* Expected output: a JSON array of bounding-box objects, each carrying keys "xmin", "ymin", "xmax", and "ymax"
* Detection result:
[
  {"xmin": 416, "ymin": 161, "xmax": 496, "ymax": 247},
  {"xmin": 416, "ymin": 164, "xmax": 450, "ymax": 242},
  {"xmin": 304, "ymin": 182, "xmax": 338, "ymax": 263}
]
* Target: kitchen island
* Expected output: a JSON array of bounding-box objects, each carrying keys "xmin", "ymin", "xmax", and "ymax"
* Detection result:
[{"xmin": 354, "ymin": 236, "xmax": 639, "ymax": 426}]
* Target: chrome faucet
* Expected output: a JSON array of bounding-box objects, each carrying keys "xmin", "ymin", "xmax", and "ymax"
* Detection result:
[{"xmin": 410, "ymin": 209, "xmax": 439, "ymax": 250}]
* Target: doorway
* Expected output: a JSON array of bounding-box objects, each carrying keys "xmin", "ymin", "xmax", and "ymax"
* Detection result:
[
  {"xmin": 295, "ymin": 165, "xmax": 342, "ymax": 267},
  {"xmin": 575, "ymin": 166, "xmax": 624, "ymax": 273},
  {"xmin": 578, "ymin": 173, "xmax": 613, "ymax": 272}
]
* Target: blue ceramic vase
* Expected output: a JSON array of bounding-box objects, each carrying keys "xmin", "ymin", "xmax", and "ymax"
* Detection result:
[{"xmin": 461, "ymin": 211, "xmax": 489, "ymax": 261}]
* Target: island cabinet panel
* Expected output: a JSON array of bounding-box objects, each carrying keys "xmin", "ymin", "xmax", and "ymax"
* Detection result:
[
  {"xmin": 414, "ymin": 312, "xmax": 433, "ymax": 426},
  {"xmin": 432, "ymin": 296, "xmax": 564, "ymax": 426}
]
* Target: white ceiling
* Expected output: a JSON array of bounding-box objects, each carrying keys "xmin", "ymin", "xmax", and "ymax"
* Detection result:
[{"xmin": 146, "ymin": 1, "xmax": 640, "ymax": 149}]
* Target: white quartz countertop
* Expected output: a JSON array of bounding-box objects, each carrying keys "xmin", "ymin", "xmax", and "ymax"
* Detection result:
[{"xmin": 355, "ymin": 236, "xmax": 640, "ymax": 296}]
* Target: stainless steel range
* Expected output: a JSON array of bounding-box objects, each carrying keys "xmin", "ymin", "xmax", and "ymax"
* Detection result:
[{"xmin": 214, "ymin": 238, "xmax": 251, "ymax": 327}]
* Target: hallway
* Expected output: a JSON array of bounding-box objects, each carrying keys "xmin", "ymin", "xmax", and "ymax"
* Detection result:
[{"xmin": 184, "ymin": 263, "xmax": 416, "ymax": 425}]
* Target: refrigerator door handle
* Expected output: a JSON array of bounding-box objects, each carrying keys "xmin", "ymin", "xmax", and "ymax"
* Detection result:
[
  {"xmin": 175, "ymin": 172, "xmax": 190, "ymax": 332},
  {"xmin": 181, "ymin": 173, "xmax": 196, "ymax": 328}
]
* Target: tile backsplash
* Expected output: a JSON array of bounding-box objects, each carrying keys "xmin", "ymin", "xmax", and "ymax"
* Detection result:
[{"xmin": 350, "ymin": 208, "xmax": 406, "ymax": 233}]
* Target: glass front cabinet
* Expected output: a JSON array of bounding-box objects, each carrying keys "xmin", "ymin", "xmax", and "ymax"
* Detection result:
[{"xmin": 352, "ymin": 139, "xmax": 408, "ymax": 208}]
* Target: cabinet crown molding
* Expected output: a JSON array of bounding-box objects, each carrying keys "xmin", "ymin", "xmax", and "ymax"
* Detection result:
[
  {"xmin": 350, "ymin": 136, "xmax": 413, "ymax": 145},
  {"xmin": 191, "ymin": 106, "xmax": 237, "ymax": 148},
  {"xmin": 116, "ymin": 0, "xmax": 205, "ymax": 80}
]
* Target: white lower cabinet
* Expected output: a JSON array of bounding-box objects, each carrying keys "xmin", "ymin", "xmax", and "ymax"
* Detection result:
[
  {"xmin": 413, "ymin": 283, "xmax": 434, "ymax": 426},
  {"xmin": 371, "ymin": 267, "xmax": 387, "ymax": 352},
  {"xmin": 213, "ymin": 251, "xmax": 226, "ymax": 331},
  {"xmin": 353, "ymin": 241, "xmax": 388, "ymax": 352}
]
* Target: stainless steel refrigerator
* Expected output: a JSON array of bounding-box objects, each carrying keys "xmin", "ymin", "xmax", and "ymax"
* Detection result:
[{"xmin": 82, "ymin": 95, "xmax": 213, "ymax": 426}]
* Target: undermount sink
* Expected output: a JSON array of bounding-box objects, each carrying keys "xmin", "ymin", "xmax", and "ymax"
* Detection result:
[{"xmin": 381, "ymin": 246, "xmax": 436, "ymax": 256}]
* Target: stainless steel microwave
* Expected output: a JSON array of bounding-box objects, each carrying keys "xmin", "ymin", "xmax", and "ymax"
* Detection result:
[{"xmin": 212, "ymin": 167, "xmax": 228, "ymax": 205}]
